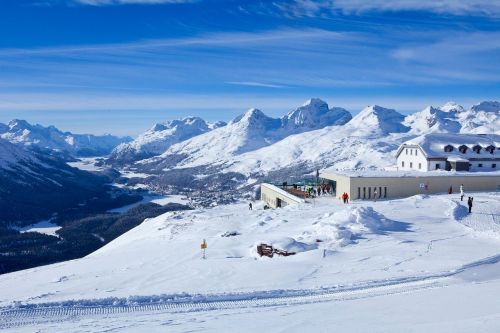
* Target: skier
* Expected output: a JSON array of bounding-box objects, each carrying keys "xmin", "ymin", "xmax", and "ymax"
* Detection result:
[
  {"xmin": 249, "ymin": 202, "xmax": 253, "ymax": 210},
  {"xmin": 467, "ymin": 196, "xmax": 473, "ymax": 213},
  {"xmin": 460, "ymin": 184, "xmax": 464, "ymax": 201}
]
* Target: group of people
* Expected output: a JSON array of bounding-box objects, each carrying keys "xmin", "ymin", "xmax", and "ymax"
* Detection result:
[
  {"xmin": 306, "ymin": 184, "xmax": 332, "ymax": 197},
  {"xmin": 341, "ymin": 192, "xmax": 349, "ymax": 204}
]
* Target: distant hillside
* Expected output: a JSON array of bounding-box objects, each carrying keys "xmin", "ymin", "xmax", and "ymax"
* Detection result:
[
  {"xmin": 0, "ymin": 138, "xmax": 140, "ymax": 226},
  {"xmin": 0, "ymin": 119, "xmax": 131, "ymax": 157}
]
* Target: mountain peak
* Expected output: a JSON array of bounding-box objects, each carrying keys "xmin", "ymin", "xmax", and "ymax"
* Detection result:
[
  {"xmin": 352, "ymin": 105, "xmax": 409, "ymax": 135},
  {"xmin": 471, "ymin": 101, "xmax": 500, "ymax": 113},
  {"xmin": 283, "ymin": 99, "xmax": 351, "ymax": 129},
  {"xmin": 302, "ymin": 98, "xmax": 328, "ymax": 108},
  {"xmin": 8, "ymin": 119, "xmax": 31, "ymax": 129},
  {"xmin": 440, "ymin": 101, "xmax": 464, "ymax": 113}
]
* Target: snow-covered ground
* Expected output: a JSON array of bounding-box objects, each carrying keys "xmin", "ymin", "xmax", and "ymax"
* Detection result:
[
  {"xmin": 67, "ymin": 157, "xmax": 106, "ymax": 172},
  {"xmin": 108, "ymin": 194, "xmax": 189, "ymax": 213},
  {"xmin": 15, "ymin": 220, "xmax": 61, "ymax": 237},
  {"xmin": 1, "ymin": 192, "xmax": 499, "ymax": 332}
]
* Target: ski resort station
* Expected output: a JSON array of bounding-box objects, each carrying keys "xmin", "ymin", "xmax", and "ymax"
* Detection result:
[{"xmin": 261, "ymin": 134, "xmax": 500, "ymax": 206}]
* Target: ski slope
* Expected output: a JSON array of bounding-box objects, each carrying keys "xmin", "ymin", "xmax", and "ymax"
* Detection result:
[{"xmin": 0, "ymin": 192, "xmax": 499, "ymax": 332}]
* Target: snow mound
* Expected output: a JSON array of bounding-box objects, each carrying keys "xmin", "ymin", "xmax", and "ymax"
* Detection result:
[
  {"xmin": 271, "ymin": 237, "xmax": 318, "ymax": 253},
  {"xmin": 306, "ymin": 207, "xmax": 408, "ymax": 248},
  {"xmin": 252, "ymin": 237, "xmax": 318, "ymax": 258}
]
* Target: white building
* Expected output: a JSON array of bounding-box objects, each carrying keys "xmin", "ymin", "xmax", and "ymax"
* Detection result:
[{"xmin": 395, "ymin": 133, "xmax": 499, "ymax": 172}]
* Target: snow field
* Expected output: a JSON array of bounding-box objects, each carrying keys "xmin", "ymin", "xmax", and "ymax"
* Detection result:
[{"xmin": 1, "ymin": 193, "xmax": 499, "ymax": 306}]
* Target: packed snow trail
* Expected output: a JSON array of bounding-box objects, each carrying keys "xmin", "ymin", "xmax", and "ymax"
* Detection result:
[
  {"xmin": 2, "ymin": 253, "xmax": 500, "ymax": 330},
  {"xmin": 454, "ymin": 194, "xmax": 500, "ymax": 235}
]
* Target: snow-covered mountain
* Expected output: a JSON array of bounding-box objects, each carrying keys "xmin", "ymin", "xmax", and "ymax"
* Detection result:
[
  {"xmin": 0, "ymin": 138, "xmax": 121, "ymax": 224},
  {"xmin": 143, "ymin": 99, "xmax": 352, "ymax": 170},
  {"xmin": 130, "ymin": 100, "xmax": 499, "ymax": 196},
  {"xmin": 108, "ymin": 117, "xmax": 226, "ymax": 163},
  {"xmin": 223, "ymin": 105, "xmax": 410, "ymax": 177},
  {"xmin": 281, "ymin": 98, "xmax": 352, "ymax": 132},
  {"xmin": 344, "ymin": 105, "xmax": 409, "ymax": 136},
  {"xmin": 0, "ymin": 119, "xmax": 132, "ymax": 157},
  {"xmin": 404, "ymin": 101, "xmax": 500, "ymax": 135},
  {"xmin": 461, "ymin": 101, "xmax": 500, "ymax": 134}
]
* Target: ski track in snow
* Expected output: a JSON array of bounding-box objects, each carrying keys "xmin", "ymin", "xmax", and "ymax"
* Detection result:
[{"xmin": 2, "ymin": 253, "xmax": 500, "ymax": 329}]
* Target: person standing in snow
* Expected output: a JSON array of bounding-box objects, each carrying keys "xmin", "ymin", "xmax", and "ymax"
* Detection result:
[
  {"xmin": 467, "ymin": 196, "xmax": 473, "ymax": 213},
  {"xmin": 346, "ymin": 193, "xmax": 349, "ymax": 204},
  {"xmin": 249, "ymin": 202, "xmax": 253, "ymax": 210},
  {"xmin": 460, "ymin": 184, "xmax": 464, "ymax": 201},
  {"xmin": 373, "ymin": 188, "xmax": 378, "ymax": 201}
]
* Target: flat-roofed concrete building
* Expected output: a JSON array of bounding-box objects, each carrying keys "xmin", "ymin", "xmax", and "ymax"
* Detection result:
[
  {"xmin": 396, "ymin": 133, "xmax": 499, "ymax": 172},
  {"xmin": 260, "ymin": 183, "xmax": 305, "ymax": 208},
  {"xmin": 320, "ymin": 169, "xmax": 500, "ymax": 200}
]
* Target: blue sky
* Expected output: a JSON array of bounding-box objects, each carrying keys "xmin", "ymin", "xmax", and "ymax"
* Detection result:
[{"xmin": 0, "ymin": 0, "xmax": 499, "ymax": 136}]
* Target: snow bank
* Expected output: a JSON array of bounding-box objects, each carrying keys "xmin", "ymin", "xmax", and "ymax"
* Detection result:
[{"xmin": 306, "ymin": 207, "xmax": 406, "ymax": 248}]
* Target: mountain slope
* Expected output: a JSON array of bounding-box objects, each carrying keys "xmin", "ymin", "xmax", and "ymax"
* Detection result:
[
  {"xmin": 0, "ymin": 138, "xmax": 131, "ymax": 225},
  {"xmin": 0, "ymin": 119, "xmax": 131, "ymax": 157},
  {"xmin": 108, "ymin": 117, "xmax": 225, "ymax": 163}
]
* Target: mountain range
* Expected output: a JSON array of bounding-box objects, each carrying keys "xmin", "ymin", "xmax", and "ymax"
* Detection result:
[
  {"xmin": 1, "ymin": 98, "xmax": 498, "ymax": 210},
  {"xmin": 126, "ymin": 99, "xmax": 498, "ymax": 188},
  {"xmin": 0, "ymin": 119, "xmax": 131, "ymax": 158}
]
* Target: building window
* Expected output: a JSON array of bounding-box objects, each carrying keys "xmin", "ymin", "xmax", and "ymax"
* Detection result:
[
  {"xmin": 368, "ymin": 187, "xmax": 371, "ymax": 198},
  {"xmin": 473, "ymin": 145, "xmax": 482, "ymax": 154},
  {"xmin": 363, "ymin": 187, "xmax": 366, "ymax": 199},
  {"xmin": 406, "ymin": 149, "xmax": 408, "ymax": 155},
  {"xmin": 379, "ymin": 187, "xmax": 382, "ymax": 198},
  {"xmin": 493, "ymin": 164, "xmax": 497, "ymax": 168},
  {"xmin": 415, "ymin": 149, "xmax": 418, "ymax": 156},
  {"xmin": 402, "ymin": 161, "xmax": 405, "ymax": 167},
  {"xmin": 478, "ymin": 163, "xmax": 483, "ymax": 167},
  {"xmin": 358, "ymin": 187, "xmax": 361, "ymax": 199},
  {"xmin": 444, "ymin": 145, "xmax": 454, "ymax": 152},
  {"xmin": 410, "ymin": 150, "xmax": 413, "ymax": 156},
  {"xmin": 418, "ymin": 163, "xmax": 421, "ymax": 169},
  {"xmin": 384, "ymin": 187, "xmax": 387, "ymax": 198},
  {"xmin": 410, "ymin": 162, "xmax": 413, "ymax": 168},
  {"xmin": 459, "ymin": 145, "xmax": 468, "ymax": 154},
  {"xmin": 436, "ymin": 163, "xmax": 441, "ymax": 170}
]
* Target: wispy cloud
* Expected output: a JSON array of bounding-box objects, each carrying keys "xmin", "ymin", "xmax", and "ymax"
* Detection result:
[
  {"xmin": 226, "ymin": 81, "xmax": 288, "ymax": 89},
  {"xmin": 65, "ymin": 0, "xmax": 197, "ymax": 5},
  {"xmin": 275, "ymin": 0, "xmax": 500, "ymax": 17}
]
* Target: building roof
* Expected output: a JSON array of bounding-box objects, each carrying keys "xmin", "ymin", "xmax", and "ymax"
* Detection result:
[
  {"xmin": 320, "ymin": 168, "xmax": 500, "ymax": 179},
  {"xmin": 396, "ymin": 133, "xmax": 500, "ymax": 159}
]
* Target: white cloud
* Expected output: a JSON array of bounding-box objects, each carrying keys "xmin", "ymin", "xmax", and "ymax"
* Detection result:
[{"xmin": 278, "ymin": 0, "xmax": 500, "ymax": 17}]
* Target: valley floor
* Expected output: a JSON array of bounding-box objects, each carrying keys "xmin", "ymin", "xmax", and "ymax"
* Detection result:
[{"xmin": 0, "ymin": 192, "xmax": 499, "ymax": 332}]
